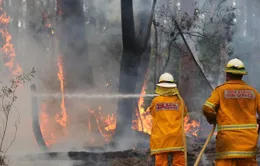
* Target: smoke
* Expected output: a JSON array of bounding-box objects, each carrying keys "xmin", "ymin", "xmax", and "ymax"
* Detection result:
[
  {"xmin": 230, "ymin": 0, "xmax": 260, "ymax": 91},
  {"xmin": 0, "ymin": 0, "xmax": 157, "ymax": 165},
  {"xmin": 9, "ymin": 153, "xmax": 75, "ymax": 166},
  {"xmin": 199, "ymin": 155, "xmax": 214, "ymax": 166},
  {"xmin": 4, "ymin": 0, "xmax": 260, "ymax": 165}
]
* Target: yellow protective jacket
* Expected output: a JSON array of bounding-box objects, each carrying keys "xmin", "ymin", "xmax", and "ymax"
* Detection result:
[
  {"xmin": 203, "ymin": 80, "xmax": 260, "ymax": 159},
  {"xmin": 149, "ymin": 95, "xmax": 187, "ymax": 155}
]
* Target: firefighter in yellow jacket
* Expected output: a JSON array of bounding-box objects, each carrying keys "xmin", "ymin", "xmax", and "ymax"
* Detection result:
[
  {"xmin": 149, "ymin": 73, "xmax": 187, "ymax": 166},
  {"xmin": 202, "ymin": 58, "xmax": 260, "ymax": 166}
]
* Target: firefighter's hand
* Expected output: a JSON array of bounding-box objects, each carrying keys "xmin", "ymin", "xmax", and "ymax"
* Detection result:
[
  {"xmin": 208, "ymin": 119, "xmax": 216, "ymax": 125},
  {"xmin": 203, "ymin": 111, "xmax": 216, "ymax": 125},
  {"xmin": 206, "ymin": 116, "xmax": 216, "ymax": 125}
]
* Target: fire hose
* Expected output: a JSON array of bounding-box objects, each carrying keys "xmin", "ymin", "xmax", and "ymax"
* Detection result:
[
  {"xmin": 31, "ymin": 85, "xmax": 188, "ymax": 165},
  {"xmin": 31, "ymin": 85, "xmax": 220, "ymax": 165},
  {"xmin": 30, "ymin": 84, "xmax": 49, "ymax": 152},
  {"xmin": 174, "ymin": 19, "xmax": 217, "ymax": 165},
  {"xmin": 194, "ymin": 119, "xmax": 260, "ymax": 166},
  {"xmin": 31, "ymin": 88, "xmax": 200, "ymax": 165},
  {"xmin": 30, "ymin": 85, "xmax": 160, "ymax": 152},
  {"xmin": 193, "ymin": 124, "xmax": 216, "ymax": 166}
]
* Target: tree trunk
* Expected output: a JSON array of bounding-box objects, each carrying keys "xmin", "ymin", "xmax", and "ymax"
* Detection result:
[
  {"xmin": 114, "ymin": 0, "xmax": 156, "ymax": 146},
  {"xmin": 58, "ymin": 0, "xmax": 92, "ymax": 91},
  {"xmin": 113, "ymin": 0, "xmax": 137, "ymax": 145},
  {"xmin": 135, "ymin": 0, "xmax": 153, "ymax": 93}
]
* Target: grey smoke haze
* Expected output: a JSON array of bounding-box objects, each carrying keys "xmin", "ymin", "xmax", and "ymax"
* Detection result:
[
  {"xmin": 230, "ymin": 0, "xmax": 260, "ymax": 91},
  {"xmin": 0, "ymin": 0, "xmax": 154, "ymax": 165},
  {"xmin": 1, "ymin": 0, "xmax": 260, "ymax": 165}
]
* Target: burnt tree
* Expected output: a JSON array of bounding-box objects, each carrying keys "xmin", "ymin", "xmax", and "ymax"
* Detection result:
[
  {"xmin": 136, "ymin": 0, "xmax": 155, "ymax": 93},
  {"xmin": 58, "ymin": 0, "xmax": 92, "ymax": 91},
  {"xmin": 114, "ymin": 0, "xmax": 156, "ymax": 145}
]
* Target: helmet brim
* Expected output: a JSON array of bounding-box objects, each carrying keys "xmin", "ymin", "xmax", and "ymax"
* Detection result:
[
  {"xmin": 156, "ymin": 82, "xmax": 177, "ymax": 88},
  {"xmin": 224, "ymin": 69, "xmax": 248, "ymax": 75}
]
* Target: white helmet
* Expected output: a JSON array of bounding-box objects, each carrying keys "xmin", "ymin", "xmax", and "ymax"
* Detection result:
[
  {"xmin": 224, "ymin": 58, "xmax": 247, "ymax": 75},
  {"xmin": 156, "ymin": 73, "xmax": 177, "ymax": 88}
]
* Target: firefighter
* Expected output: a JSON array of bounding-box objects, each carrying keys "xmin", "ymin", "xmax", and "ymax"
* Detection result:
[
  {"xmin": 202, "ymin": 58, "xmax": 260, "ymax": 166},
  {"xmin": 149, "ymin": 73, "xmax": 187, "ymax": 166}
]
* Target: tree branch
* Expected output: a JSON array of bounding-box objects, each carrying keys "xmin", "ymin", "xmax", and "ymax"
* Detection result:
[
  {"xmin": 153, "ymin": 19, "xmax": 159, "ymax": 88},
  {"xmin": 162, "ymin": 33, "xmax": 179, "ymax": 73},
  {"xmin": 0, "ymin": 69, "xmax": 35, "ymax": 164},
  {"xmin": 174, "ymin": 20, "xmax": 214, "ymax": 90},
  {"xmin": 4, "ymin": 105, "xmax": 20, "ymax": 156}
]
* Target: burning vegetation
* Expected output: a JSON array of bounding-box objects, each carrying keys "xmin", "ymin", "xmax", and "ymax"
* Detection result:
[
  {"xmin": 0, "ymin": 0, "xmax": 22, "ymax": 76},
  {"xmin": 0, "ymin": 0, "xmax": 203, "ymax": 155},
  {"xmin": 36, "ymin": 60, "xmax": 200, "ymax": 148},
  {"xmin": 55, "ymin": 55, "xmax": 68, "ymax": 133},
  {"xmin": 39, "ymin": 70, "xmax": 200, "ymax": 148},
  {"xmin": 2, "ymin": 0, "xmax": 260, "ymax": 165},
  {"xmin": 0, "ymin": 0, "xmax": 241, "ymax": 165}
]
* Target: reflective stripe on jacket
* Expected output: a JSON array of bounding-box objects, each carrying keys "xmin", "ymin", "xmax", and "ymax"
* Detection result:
[
  {"xmin": 217, "ymin": 124, "xmax": 257, "ymax": 131},
  {"xmin": 149, "ymin": 95, "xmax": 187, "ymax": 155},
  {"xmin": 203, "ymin": 80, "xmax": 260, "ymax": 159}
]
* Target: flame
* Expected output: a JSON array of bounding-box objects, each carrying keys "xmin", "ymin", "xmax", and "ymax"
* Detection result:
[
  {"xmin": 1, "ymin": 0, "xmax": 199, "ymax": 148},
  {"xmin": 184, "ymin": 115, "xmax": 200, "ymax": 137},
  {"xmin": 104, "ymin": 113, "xmax": 117, "ymax": 132},
  {"xmin": 40, "ymin": 103, "xmax": 57, "ymax": 146},
  {"xmin": 55, "ymin": 55, "xmax": 68, "ymax": 133},
  {"xmin": 132, "ymin": 70, "xmax": 152, "ymax": 134},
  {"xmin": 132, "ymin": 69, "xmax": 200, "ymax": 137},
  {"xmin": 39, "ymin": 69, "xmax": 199, "ymax": 147},
  {"xmin": 0, "ymin": 12, "xmax": 9, "ymax": 24},
  {"xmin": 87, "ymin": 108, "xmax": 116, "ymax": 142},
  {"xmin": 0, "ymin": 0, "xmax": 22, "ymax": 75}
]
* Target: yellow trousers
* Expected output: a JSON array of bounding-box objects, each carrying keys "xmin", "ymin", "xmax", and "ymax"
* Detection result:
[
  {"xmin": 215, "ymin": 157, "xmax": 257, "ymax": 166},
  {"xmin": 155, "ymin": 151, "xmax": 185, "ymax": 166}
]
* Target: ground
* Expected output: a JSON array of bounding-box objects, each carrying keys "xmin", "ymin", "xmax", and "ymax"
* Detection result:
[{"xmin": 9, "ymin": 139, "xmax": 260, "ymax": 166}]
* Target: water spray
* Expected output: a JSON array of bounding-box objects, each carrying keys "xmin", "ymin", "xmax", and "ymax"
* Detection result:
[
  {"xmin": 32, "ymin": 93, "xmax": 158, "ymax": 99},
  {"xmin": 30, "ymin": 83, "xmax": 158, "ymax": 154}
]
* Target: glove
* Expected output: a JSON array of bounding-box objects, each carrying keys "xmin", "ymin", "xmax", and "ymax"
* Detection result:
[
  {"xmin": 208, "ymin": 118, "xmax": 216, "ymax": 125},
  {"xmin": 203, "ymin": 111, "xmax": 216, "ymax": 125}
]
